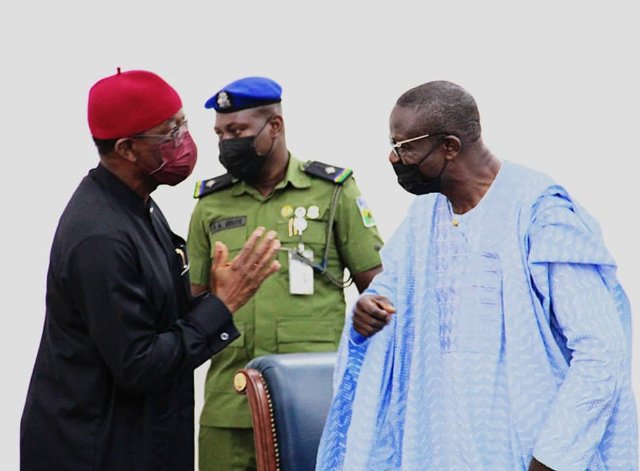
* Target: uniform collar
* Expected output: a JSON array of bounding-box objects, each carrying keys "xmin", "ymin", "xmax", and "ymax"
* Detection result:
[{"xmin": 230, "ymin": 152, "xmax": 311, "ymax": 197}]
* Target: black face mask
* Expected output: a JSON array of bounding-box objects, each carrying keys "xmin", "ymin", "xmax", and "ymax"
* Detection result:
[
  {"xmin": 392, "ymin": 147, "xmax": 448, "ymax": 195},
  {"xmin": 218, "ymin": 119, "xmax": 274, "ymax": 182}
]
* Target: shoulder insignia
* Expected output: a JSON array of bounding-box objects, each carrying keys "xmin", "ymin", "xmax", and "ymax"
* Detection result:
[
  {"xmin": 193, "ymin": 173, "xmax": 236, "ymax": 198},
  {"xmin": 302, "ymin": 160, "xmax": 353, "ymax": 185},
  {"xmin": 355, "ymin": 196, "xmax": 377, "ymax": 228}
]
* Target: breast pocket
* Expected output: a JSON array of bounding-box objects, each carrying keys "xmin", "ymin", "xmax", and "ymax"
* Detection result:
[
  {"xmin": 209, "ymin": 222, "xmax": 248, "ymax": 261},
  {"xmin": 276, "ymin": 219, "xmax": 327, "ymax": 246},
  {"xmin": 439, "ymin": 252, "xmax": 504, "ymax": 354},
  {"xmin": 276, "ymin": 319, "xmax": 337, "ymax": 353},
  {"xmin": 276, "ymin": 219, "xmax": 328, "ymax": 271}
]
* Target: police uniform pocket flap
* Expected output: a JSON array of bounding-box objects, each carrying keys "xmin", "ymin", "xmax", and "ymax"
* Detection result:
[
  {"xmin": 276, "ymin": 320, "xmax": 334, "ymax": 343},
  {"xmin": 209, "ymin": 217, "xmax": 248, "ymax": 257},
  {"xmin": 276, "ymin": 219, "xmax": 326, "ymax": 246}
]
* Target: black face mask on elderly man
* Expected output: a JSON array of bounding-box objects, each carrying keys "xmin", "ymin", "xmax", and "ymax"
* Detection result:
[
  {"xmin": 392, "ymin": 145, "xmax": 448, "ymax": 195},
  {"xmin": 218, "ymin": 119, "xmax": 274, "ymax": 182}
]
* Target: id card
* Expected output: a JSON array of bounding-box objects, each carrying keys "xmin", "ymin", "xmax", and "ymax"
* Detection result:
[{"xmin": 288, "ymin": 248, "xmax": 314, "ymax": 295}]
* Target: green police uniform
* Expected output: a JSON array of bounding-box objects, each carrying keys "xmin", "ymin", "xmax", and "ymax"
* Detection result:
[{"xmin": 188, "ymin": 154, "xmax": 383, "ymax": 470}]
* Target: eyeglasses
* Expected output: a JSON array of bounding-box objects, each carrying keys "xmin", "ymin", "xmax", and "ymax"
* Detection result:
[
  {"xmin": 389, "ymin": 131, "xmax": 445, "ymax": 157},
  {"xmin": 131, "ymin": 120, "xmax": 189, "ymax": 148}
]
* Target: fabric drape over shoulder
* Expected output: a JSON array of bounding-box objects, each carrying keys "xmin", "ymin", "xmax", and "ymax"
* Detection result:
[{"xmin": 316, "ymin": 161, "xmax": 637, "ymax": 471}]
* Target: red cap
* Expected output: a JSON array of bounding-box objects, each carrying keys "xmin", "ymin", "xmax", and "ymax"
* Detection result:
[{"xmin": 88, "ymin": 68, "xmax": 182, "ymax": 139}]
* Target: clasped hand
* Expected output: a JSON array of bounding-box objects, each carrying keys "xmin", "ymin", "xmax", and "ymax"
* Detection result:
[
  {"xmin": 352, "ymin": 294, "xmax": 396, "ymax": 337},
  {"xmin": 210, "ymin": 227, "xmax": 281, "ymax": 314}
]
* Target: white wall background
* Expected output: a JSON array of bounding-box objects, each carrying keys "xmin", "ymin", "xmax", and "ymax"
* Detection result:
[{"xmin": 2, "ymin": 1, "xmax": 638, "ymax": 469}]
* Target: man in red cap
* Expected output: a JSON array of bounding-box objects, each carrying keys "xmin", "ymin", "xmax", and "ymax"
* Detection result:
[{"xmin": 20, "ymin": 69, "xmax": 281, "ymax": 471}]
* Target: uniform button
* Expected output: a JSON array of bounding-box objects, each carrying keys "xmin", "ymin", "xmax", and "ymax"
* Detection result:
[{"xmin": 220, "ymin": 332, "xmax": 229, "ymax": 341}]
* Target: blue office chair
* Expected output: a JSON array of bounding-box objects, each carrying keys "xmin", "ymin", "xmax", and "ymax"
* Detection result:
[{"xmin": 233, "ymin": 352, "xmax": 337, "ymax": 471}]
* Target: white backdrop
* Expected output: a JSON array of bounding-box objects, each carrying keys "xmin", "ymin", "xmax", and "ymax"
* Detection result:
[{"xmin": 2, "ymin": 1, "xmax": 638, "ymax": 469}]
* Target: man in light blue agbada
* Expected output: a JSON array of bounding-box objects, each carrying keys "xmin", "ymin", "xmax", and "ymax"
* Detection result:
[{"xmin": 316, "ymin": 80, "xmax": 638, "ymax": 471}]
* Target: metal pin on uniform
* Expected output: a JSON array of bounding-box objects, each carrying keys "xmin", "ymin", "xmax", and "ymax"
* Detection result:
[
  {"xmin": 293, "ymin": 206, "xmax": 307, "ymax": 236},
  {"xmin": 293, "ymin": 217, "xmax": 307, "ymax": 235},
  {"xmin": 307, "ymin": 205, "xmax": 320, "ymax": 219}
]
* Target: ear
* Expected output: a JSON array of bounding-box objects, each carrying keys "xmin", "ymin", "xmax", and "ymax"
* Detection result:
[
  {"xmin": 268, "ymin": 115, "xmax": 284, "ymax": 136},
  {"xmin": 114, "ymin": 138, "xmax": 138, "ymax": 163},
  {"xmin": 443, "ymin": 135, "xmax": 462, "ymax": 159}
]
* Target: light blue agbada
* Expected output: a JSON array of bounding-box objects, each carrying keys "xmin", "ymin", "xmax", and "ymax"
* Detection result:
[{"xmin": 316, "ymin": 161, "xmax": 637, "ymax": 471}]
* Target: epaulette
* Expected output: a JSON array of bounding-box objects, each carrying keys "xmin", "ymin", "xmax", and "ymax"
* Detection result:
[
  {"xmin": 302, "ymin": 160, "xmax": 353, "ymax": 185},
  {"xmin": 193, "ymin": 173, "xmax": 236, "ymax": 198}
]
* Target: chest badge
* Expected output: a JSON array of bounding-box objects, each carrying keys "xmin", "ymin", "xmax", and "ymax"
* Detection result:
[
  {"xmin": 280, "ymin": 204, "xmax": 293, "ymax": 218},
  {"xmin": 307, "ymin": 205, "xmax": 320, "ymax": 219},
  {"xmin": 292, "ymin": 207, "xmax": 307, "ymax": 236}
]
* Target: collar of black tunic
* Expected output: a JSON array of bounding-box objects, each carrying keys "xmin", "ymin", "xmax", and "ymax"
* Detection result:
[{"xmin": 91, "ymin": 163, "xmax": 151, "ymax": 217}]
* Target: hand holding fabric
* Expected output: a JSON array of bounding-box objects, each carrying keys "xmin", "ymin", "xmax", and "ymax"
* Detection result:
[
  {"xmin": 352, "ymin": 294, "xmax": 396, "ymax": 337},
  {"xmin": 210, "ymin": 227, "xmax": 281, "ymax": 313}
]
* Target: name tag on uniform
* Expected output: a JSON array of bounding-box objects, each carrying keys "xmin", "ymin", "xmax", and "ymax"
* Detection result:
[
  {"xmin": 288, "ymin": 248, "xmax": 314, "ymax": 295},
  {"xmin": 210, "ymin": 216, "xmax": 246, "ymax": 234}
]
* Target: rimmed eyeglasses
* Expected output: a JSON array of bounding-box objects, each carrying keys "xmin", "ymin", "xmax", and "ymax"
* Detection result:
[
  {"xmin": 389, "ymin": 131, "xmax": 447, "ymax": 157},
  {"xmin": 131, "ymin": 120, "xmax": 189, "ymax": 148}
]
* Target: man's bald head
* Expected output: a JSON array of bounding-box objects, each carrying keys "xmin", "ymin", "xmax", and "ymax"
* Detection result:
[{"xmin": 396, "ymin": 81, "xmax": 481, "ymax": 145}]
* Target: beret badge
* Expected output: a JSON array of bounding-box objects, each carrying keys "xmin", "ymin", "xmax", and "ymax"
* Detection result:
[{"xmin": 217, "ymin": 91, "xmax": 232, "ymax": 110}]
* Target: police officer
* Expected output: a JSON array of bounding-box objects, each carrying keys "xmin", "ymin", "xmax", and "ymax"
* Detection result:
[{"xmin": 188, "ymin": 76, "xmax": 384, "ymax": 471}]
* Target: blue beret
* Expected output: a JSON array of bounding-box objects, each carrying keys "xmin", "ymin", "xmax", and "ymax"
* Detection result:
[{"xmin": 204, "ymin": 76, "xmax": 282, "ymax": 113}]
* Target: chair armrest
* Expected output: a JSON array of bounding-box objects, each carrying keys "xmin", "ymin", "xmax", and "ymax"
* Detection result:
[{"xmin": 234, "ymin": 369, "xmax": 280, "ymax": 471}]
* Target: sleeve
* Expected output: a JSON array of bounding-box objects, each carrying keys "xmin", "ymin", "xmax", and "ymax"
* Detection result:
[
  {"xmin": 359, "ymin": 193, "xmax": 428, "ymax": 301},
  {"xmin": 345, "ymin": 195, "xmax": 423, "ymax": 346},
  {"xmin": 186, "ymin": 200, "xmax": 213, "ymax": 286},
  {"xmin": 68, "ymin": 235, "xmax": 239, "ymax": 395},
  {"xmin": 527, "ymin": 193, "xmax": 627, "ymax": 470},
  {"xmin": 333, "ymin": 176, "xmax": 383, "ymax": 274}
]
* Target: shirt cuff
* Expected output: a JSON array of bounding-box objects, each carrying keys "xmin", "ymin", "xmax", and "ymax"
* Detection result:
[{"xmin": 186, "ymin": 294, "xmax": 240, "ymax": 354}]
